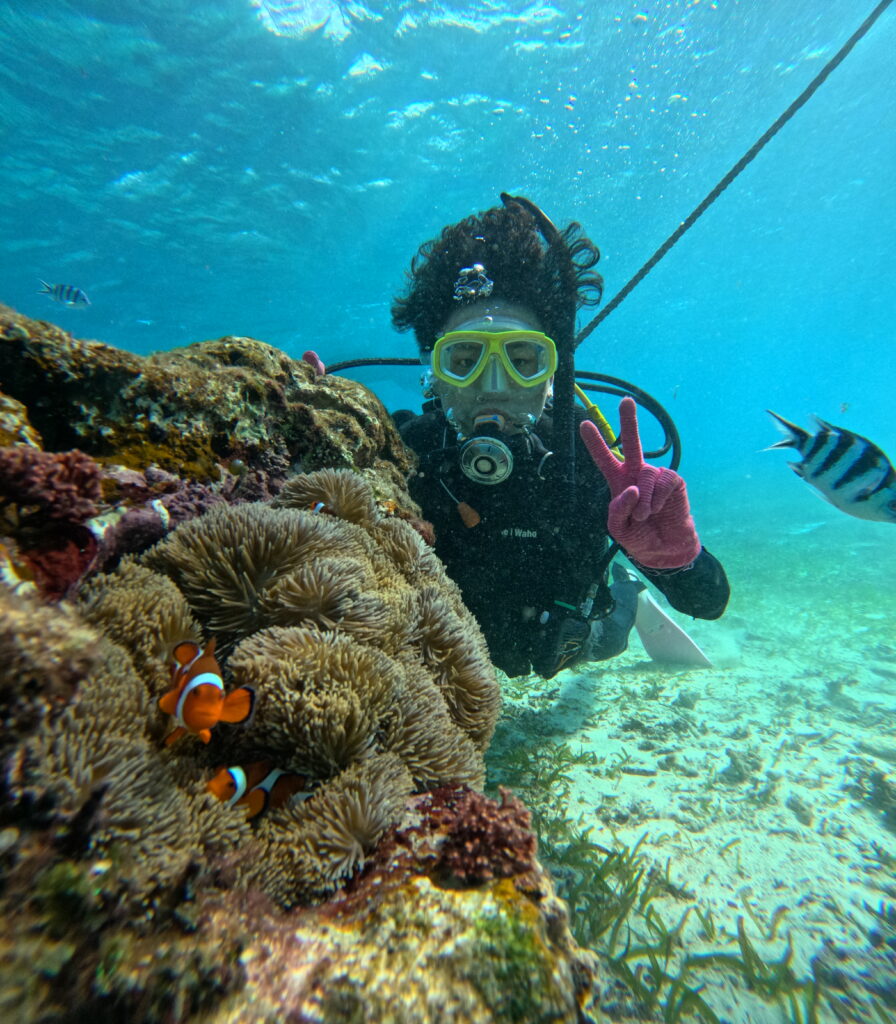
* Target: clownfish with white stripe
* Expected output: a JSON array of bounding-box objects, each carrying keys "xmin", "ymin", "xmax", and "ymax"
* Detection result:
[
  {"xmin": 158, "ymin": 639, "xmax": 254, "ymax": 746},
  {"xmin": 206, "ymin": 761, "xmax": 313, "ymax": 819}
]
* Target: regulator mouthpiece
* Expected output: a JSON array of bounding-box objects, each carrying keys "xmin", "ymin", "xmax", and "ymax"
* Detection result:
[{"xmin": 458, "ymin": 433, "xmax": 514, "ymax": 484}]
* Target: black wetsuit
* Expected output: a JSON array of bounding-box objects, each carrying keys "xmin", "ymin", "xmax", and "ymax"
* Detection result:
[{"xmin": 399, "ymin": 405, "xmax": 729, "ymax": 678}]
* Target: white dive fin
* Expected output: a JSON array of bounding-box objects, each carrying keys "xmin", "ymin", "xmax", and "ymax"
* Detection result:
[{"xmin": 633, "ymin": 591, "xmax": 713, "ymax": 668}]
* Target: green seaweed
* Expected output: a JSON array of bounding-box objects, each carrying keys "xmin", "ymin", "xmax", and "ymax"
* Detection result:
[
  {"xmin": 739, "ymin": 896, "xmax": 791, "ymax": 942},
  {"xmin": 786, "ymin": 980, "xmax": 820, "ymax": 1024},
  {"xmin": 693, "ymin": 906, "xmax": 716, "ymax": 942},
  {"xmin": 684, "ymin": 916, "xmax": 808, "ymax": 1002},
  {"xmin": 488, "ymin": 737, "xmax": 828, "ymax": 1023},
  {"xmin": 867, "ymin": 840, "xmax": 896, "ymax": 872}
]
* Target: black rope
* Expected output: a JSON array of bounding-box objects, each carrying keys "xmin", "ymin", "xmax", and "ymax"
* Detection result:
[
  {"xmin": 575, "ymin": 0, "xmax": 894, "ymax": 348},
  {"xmin": 325, "ymin": 356, "xmax": 421, "ymax": 373}
]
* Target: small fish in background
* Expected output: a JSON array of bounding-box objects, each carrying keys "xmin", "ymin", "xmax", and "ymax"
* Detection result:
[
  {"xmin": 38, "ymin": 280, "xmax": 91, "ymax": 306},
  {"xmin": 159, "ymin": 638, "xmax": 255, "ymax": 746},
  {"xmin": 207, "ymin": 762, "xmax": 314, "ymax": 819},
  {"xmin": 766, "ymin": 410, "xmax": 896, "ymax": 523}
]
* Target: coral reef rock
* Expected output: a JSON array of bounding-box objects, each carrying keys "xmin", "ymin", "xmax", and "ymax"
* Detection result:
[
  {"xmin": 1, "ymin": 788, "xmax": 601, "ymax": 1024},
  {"xmin": 0, "ymin": 304, "xmax": 421, "ymax": 599},
  {"xmin": 0, "ymin": 469, "xmax": 602, "ymax": 1023},
  {"xmin": 198, "ymin": 787, "xmax": 602, "ymax": 1024},
  {"xmin": 0, "ymin": 302, "xmax": 413, "ymax": 499},
  {"xmin": 0, "ymin": 308, "xmax": 601, "ymax": 1022}
]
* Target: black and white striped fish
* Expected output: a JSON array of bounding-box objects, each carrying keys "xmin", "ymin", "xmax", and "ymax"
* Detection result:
[
  {"xmin": 766, "ymin": 411, "xmax": 896, "ymax": 523},
  {"xmin": 38, "ymin": 281, "xmax": 90, "ymax": 306}
]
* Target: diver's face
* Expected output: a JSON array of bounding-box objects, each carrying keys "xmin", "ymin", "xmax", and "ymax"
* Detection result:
[{"xmin": 430, "ymin": 300, "xmax": 553, "ymax": 437}]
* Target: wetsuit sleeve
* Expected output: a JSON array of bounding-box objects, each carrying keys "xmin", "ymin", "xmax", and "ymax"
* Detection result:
[{"xmin": 632, "ymin": 547, "xmax": 730, "ymax": 620}]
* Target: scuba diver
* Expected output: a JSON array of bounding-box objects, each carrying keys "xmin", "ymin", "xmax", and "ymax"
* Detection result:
[{"xmin": 386, "ymin": 195, "xmax": 730, "ymax": 680}]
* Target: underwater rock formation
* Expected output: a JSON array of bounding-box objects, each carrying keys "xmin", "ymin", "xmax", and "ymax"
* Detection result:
[
  {"xmin": 196, "ymin": 787, "xmax": 602, "ymax": 1024},
  {"xmin": 0, "ymin": 391, "xmax": 41, "ymax": 448},
  {"xmin": 0, "ymin": 306, "xmax": 604, "ymax": 1021},
  {"xmin": 0, "ymin": 468, "xmax": 600, "ymax": 1022},
  {"xmin": 0, "ymin": 304, "xmax": 413, "ymax": 495},
  {"xmin": 0, "ymin": 304, "xmax": 421, "ymax": 600},
  {"xmin": 0, "ymin": 785, "xmax": 601, "ymax": 1024}
]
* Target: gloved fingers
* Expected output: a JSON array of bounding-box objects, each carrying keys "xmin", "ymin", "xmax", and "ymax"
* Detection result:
[
  {"xmin": 618, "ymin": 397, "xmax": 644, "ymax": 470},
  {"xmin": 607, "ymin": 485, "xmax": 641, "ymax": 536},
  {"xmin": 652, "ymin": 468, "xmax": 688, "ymax": 512},
  {"xmin": 632, "ymin": 467, "xmax": 686, "ymax": 521},
  {"xmin": 580, "ymin": 419, "xmax": 623, "ymax": 489}
]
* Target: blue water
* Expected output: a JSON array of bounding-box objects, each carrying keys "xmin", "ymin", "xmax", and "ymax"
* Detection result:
[
  {"xmin": 3, "ymin": 6, "xmax": 896, "ymax": 1015},
  {"xmin": 2, "ymin": 0, "xmax": 894, "ymax": 499}
]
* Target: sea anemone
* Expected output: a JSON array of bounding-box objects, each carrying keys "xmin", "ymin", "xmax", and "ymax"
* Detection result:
[
  {"xmin": 253, "ymin": 752, "xmax": 413, "ymax": 905},
  {"xmin": 272, "ymin": 467, "xmax": 378, "ymax": 528},
  {"xmin": 384, "ymin": 658, "xmax": 486, "ymax": 789},
  {"xmin": 259, "ymin": 556, "xmax": 390, "ymax": 641},
  {"xmin": 5, "ymin": 467, "xmax": 500, "ymax": 915},
  {"xmin": 78, "ymin": 558, "xmax": 199, "ymax": 693},
  {"xmin": 143, "ymin": 503, "xmax": 349, "ymax": 639},
  {"xmin": 415, "ymin": 586, "xmax": 500, "ymax": 750},
  {"xmin": 369, "ymin": 516, "xmax": 444, "ymax": 585},
  {"xmin": 0, "ymin": 585, "xmax": 101, "ymax": 755},
  {"xmin": 228, "ymin": 626, "xmax": 398, "ymax": 774}
]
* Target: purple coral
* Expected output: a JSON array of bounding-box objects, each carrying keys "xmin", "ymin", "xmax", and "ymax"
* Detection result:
[
  {"xmin": 0, "ymin": 446, "xmax": 102, "ymax": 524},
  {"xmin": 20, "ymin": 523, "xmax": 99, "ymax": 600},
  {"xmin": 432, "ymin": 786, "xmax": 538, "ymax": 885}
]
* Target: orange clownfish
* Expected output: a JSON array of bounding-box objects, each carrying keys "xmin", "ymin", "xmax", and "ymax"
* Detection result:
[
  {"xmin": 206, "ymin": 761, "xmax": 313, "ymax": 819},
  {"xmin": 159, "ymin": 639, "xmax": 254, "ymax": 746}
]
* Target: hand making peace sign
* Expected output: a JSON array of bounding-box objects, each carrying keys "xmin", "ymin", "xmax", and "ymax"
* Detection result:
[{"xmin": 579, "ymin": 397, "xmax": 702, "ymax": 570}]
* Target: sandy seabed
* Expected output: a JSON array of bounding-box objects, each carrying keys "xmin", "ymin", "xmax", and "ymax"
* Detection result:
[{"xmin": 494, "ymin": 497, "xmax": 896, "ymax": 1023}]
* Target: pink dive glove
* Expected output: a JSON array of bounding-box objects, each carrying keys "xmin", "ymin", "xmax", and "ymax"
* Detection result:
[
  {"xmin": 302, "ymin": 350, "xmax": 326, "ymax": 377},
  {"xmin": 579, "ymin": 397, "xmax": 701, "ymax": 570}
]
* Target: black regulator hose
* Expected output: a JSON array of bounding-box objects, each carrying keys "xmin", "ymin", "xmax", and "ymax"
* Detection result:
[
  {"xmin": 325, "ymin": 356, "xmax": 421, "ymax": 375},
  {"xmin": 575, "ymin": 371, "xmax": 681, "ymax": 470}
]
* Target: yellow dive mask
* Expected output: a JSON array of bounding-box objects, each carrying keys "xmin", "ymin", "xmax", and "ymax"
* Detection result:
[{"xmin": 430, "ymin": 330, "xmax": 557, "ymax": 388}]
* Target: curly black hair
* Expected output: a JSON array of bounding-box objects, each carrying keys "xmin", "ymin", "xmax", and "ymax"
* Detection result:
[{"xmin": 390, "ymin": 201, "xmax": 604, "ymax": 354}]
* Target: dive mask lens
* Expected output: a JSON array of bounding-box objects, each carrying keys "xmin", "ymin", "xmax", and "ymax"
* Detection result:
[
  {"xmin": 434, "ymin": 335, "xmax": 488, "ymax": 384},
  {"xmin": 432, "ymin": 331, "xmax": 557, "ymax": 388}
]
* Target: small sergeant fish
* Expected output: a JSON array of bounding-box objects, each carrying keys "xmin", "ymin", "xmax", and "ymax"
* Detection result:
[
  {"xmin": 766, "ymin": 411, "xmax": 896, "ymax": 523},
  {"xmin": 39, "ymin": 280, "xmax": 91, "ymax": 306},
  {"xmin": 206, "ymin": 762, "xmax": 313, "ymax": 820},
  {"xmin": 158, "ymin": 638, "xmax": 254, "ymax": 746}
]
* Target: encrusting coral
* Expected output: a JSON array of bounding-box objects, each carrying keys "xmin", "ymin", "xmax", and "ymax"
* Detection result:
[
  {"xmin": 0, "ymin": 446, "xmax": 103, "ymax": 525},
  {"xmin": 429, "ymin": 786, "xmax": 538, "ymax": 885}
]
